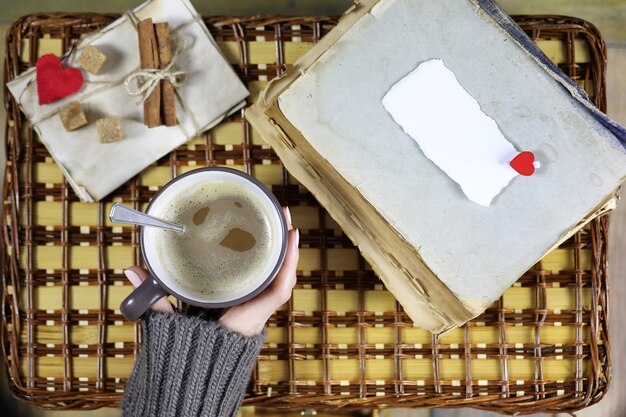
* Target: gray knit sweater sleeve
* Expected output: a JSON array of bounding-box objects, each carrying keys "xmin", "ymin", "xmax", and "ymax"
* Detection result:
[{"xmin": 122, "ymin": 312, "xmax": 266, "ymax": 417}]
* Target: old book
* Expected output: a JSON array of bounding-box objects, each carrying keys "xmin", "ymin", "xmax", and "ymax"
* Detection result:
[{"xmin": 246, "ymin": 0, "xmax": 626, "ymax": 333}]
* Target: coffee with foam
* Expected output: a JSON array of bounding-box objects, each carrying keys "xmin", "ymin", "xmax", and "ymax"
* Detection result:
[{"xmin": 151, "ymin": 180, "xmax": 275, "ymax": 300}]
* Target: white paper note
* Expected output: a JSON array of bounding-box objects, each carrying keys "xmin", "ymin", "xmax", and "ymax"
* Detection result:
[{"xmin": 382, "ymin": 59, "xmax": 520, "ymax": 206}]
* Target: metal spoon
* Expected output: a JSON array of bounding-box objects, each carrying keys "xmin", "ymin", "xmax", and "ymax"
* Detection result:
[{"xmin": 109, "ymin": 203, "xmax": 184, "ymax": 233}]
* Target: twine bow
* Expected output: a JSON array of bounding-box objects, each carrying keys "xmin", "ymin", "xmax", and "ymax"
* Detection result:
[{"xmin": 124, "ymin": 34, "xmax": 187, "ymax": 103}]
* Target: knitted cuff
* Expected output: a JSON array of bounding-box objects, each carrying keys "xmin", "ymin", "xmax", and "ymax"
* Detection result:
[{"xmin": 122, "ymin": 312, "xmax": 266, "ymax": 417}]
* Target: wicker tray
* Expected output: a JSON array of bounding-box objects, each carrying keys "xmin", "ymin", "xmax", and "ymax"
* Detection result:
[{"xmin": 2, "ymin": 14, "xmax": 610, "ymax": 414}]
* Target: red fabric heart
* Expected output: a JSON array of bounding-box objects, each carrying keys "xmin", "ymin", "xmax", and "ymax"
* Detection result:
[
  {"xmin": 36, "ymin": 54, "xmax": 84, "ymax": 105},
  {"xmin": 510, "ymin": 151, "xmax": 535, "ymax": 176}
]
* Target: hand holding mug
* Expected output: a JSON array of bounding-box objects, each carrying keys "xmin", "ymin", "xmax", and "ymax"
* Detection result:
[
  {"xmin": 123, "ymin": 207, "xmax": 299, "ymax": 336},
  {"xmin": 119, "ymin": 167, "xmax": 290, "ymax": 322}
]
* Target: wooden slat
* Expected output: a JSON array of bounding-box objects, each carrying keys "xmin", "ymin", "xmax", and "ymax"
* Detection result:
[
  {"xmin": 20, "ymin": 246, "xmax": 134, "ymax": 270},
  {"xmin": 20, "ymin": 357, "xmax": 134, "ymax": 379},
  {"xmin": 19, "ymin": 324, "xmax": 135, "ymax": 345},
  {"xmin": 19, "ymin": 285, "xmax": 133, "ymax": 311},
  {"xmin": 536, "ymin": 39, "xmax": 591, "ymax": 64},
  {"xmin": 19, "ymin": 37, "xmax": 63, "ymax": 61}
]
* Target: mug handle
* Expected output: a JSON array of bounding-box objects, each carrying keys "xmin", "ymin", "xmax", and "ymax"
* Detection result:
[{"xmin": 120, "ymin": 276, "xmax": 168, "ymax": 321}]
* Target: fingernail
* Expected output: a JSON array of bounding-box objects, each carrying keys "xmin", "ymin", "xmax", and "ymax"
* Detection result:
[
  {"xmin": 295, "ymin": 229, "xmax": 300, "ymax": 247},
  {"xmin": 285, "ymin": 206, "xmax": 292, "ymax": 226},
  {"xmin": 124, "ymin": 269, "xmax": 141, "ymax": 287}
]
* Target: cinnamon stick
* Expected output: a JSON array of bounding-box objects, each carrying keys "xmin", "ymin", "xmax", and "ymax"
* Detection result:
[
  {"xmin": 155, "ymin": 22, "xmax": 177, "ymax": 127},
  {"xmin": 137, "ymin": 18, "xmax": 161, "ymax": 128}
]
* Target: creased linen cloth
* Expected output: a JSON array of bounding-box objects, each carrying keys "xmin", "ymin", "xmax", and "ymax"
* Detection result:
[
  {"xmin": 7, "ymin": 0, "xmax": 248, "ymax": 202},
  {"xmin": 122, "ymin": 312, "xmax": 266, "ymax": 417}
]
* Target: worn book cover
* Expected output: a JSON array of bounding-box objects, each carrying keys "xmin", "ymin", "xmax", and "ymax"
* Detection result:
[{"xmin": 247, "ymin": 0, "xmax": 626, "ymax": 332}]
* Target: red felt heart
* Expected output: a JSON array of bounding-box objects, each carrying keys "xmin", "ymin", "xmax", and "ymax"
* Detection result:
[
  {"xmin": 36, "ymin": 54, "xmax": 84, "ymax": 105},
  {"xmin": 510, "ymin": 151, "xmax": 535, "ymax": 176}
]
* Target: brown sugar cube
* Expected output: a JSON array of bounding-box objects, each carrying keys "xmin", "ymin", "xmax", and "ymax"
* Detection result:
[
  {"xmin": 96, "ymin": 117, "xmax": 123, "ymax": 143},
  {"xmin": 76, "ymin": 45, "xmax": 107, "ymax": 75},
  {"xmin": 59, "ymin": 102, "xmax": 88, "ymax": 131}
]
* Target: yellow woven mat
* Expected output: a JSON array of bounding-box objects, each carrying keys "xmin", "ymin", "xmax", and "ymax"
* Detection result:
[{"xmin": 2, "ymin": 14, "xmax": 609, "ymax": 413}]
